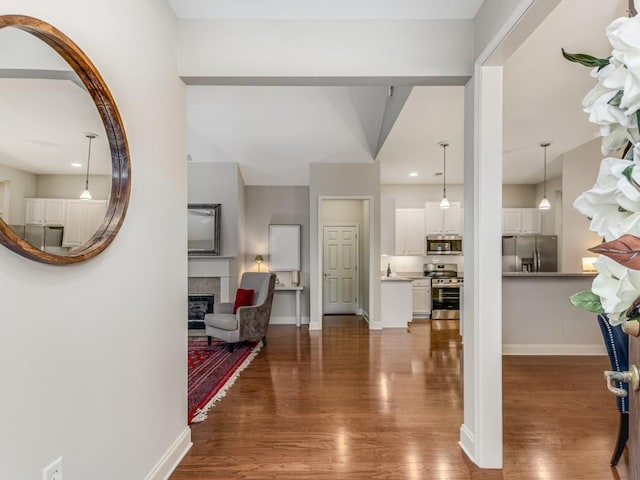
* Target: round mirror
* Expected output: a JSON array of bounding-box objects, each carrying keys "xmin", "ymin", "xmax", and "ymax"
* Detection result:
[{"xmin": 0, "ymin": 15, "xmax": 130, "ymax": 264}]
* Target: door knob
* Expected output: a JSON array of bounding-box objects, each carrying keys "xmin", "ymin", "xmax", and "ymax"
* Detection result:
[
  {"xmin": 604, "ymin": 365, "xmax": 640, "ymax": 397},
  {"xmin": 622, "ymin": 320, "xmax": 640, "ymax": 337},
  {"xmin": 323, "ymin": 273, "xmax": 329, "ymax": 278}
]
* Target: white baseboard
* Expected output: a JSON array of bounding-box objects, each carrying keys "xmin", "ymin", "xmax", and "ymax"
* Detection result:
[
  {"xmin": 145, "ymin": 427, "xmax": 192, "ymax": 480},
  {"xmin": 458, "ymin": 424, "xmax": 475, "ymax": 463},
  {"xmin": 270, "ymin": 316, "xmax": 310, "ymax": 325},
  {"xmin": 502, "ymin": 344, "xmax": 606, "ymax": 356}
]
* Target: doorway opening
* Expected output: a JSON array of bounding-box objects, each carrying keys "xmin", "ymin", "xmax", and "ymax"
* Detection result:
[
  {"xmin": 319, "ymin": 198, "xmax": 372, "ymax": 326},
  {"xmin": 0, "ymin": 179, "xmax": 10, "ymax": 224}
]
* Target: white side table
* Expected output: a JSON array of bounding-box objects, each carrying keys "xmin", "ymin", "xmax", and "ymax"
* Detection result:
[{"xmin": 274, "ymin": 285, "xmax": 304, "ymax": 327}]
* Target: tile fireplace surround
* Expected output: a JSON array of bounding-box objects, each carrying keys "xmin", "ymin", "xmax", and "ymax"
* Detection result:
[{"xmin": 188, "ymin": 257, "xmax": 233, "ymax": 303}]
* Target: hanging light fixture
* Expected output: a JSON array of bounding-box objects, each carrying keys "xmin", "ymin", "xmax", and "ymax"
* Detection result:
[
  {"xmin": 80, "ymin": 133, "xmax": 97, "ymax": 200},
  {"xmin": 538, "ymin": 142, "xmax": 551, "ymax": 210},
  {"xmin": 439, "ymin": 141, "xmax": 450, "ymax": 209}
]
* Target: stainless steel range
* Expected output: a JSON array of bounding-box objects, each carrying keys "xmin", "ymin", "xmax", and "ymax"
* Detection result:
[{"xmin": 423, "ymin": 263, "xmax": 462, "ymax": 320}]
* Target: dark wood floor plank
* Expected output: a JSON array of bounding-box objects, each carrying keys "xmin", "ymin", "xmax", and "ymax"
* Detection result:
[{"xmin": 171, "ymin": 317, "xmax": 628, "ymax": 480}]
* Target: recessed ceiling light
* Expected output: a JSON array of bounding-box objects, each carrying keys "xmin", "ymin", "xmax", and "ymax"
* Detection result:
[
  {"xmin": 71, "ymin": 163, "xmax": 82, "ymax": 168},
  {"xmin": 409, "ymin": 172, "xmax": 418, "ymax": 177}
]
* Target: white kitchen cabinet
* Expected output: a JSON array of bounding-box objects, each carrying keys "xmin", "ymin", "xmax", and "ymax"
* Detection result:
[
  {"xmin": 395, "ymin": 208, "xmax": 425, "ymax": 255},
  {"xmin": 412, "ymin": 279, "xmax": 431, "ymax": 316},
  {"xmin": 521, "ymin": 208, "xmax": 542, "ymax": 234},
  {"xmin": 24, "ymin": 198, "xmax": 66, "ymax": 226},
  {"xmin": 425, "ymin": 202, "xmax": 461, "ymax": 235},
  {"xmin": 381, "ymin": 279, "xmax": 413, "ymax": 327},
  {"xmin": 63, "ymin": 200, "xmax": 108, "ymax": 247},
  {"xmin": 502, "ymin": 208, "xmax": 541, "ymax": 235}
]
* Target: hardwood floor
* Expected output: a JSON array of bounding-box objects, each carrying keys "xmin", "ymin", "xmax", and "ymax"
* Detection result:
[{"xmin": 171, "ymin": 316, "xmax": 628, "ymax": 480}]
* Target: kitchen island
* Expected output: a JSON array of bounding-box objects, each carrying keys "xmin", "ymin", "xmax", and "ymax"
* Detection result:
[
  {"xmin": 502, "ymin": 272, "xmax": 603, "ymax": 355},
  {"xmin": 380, "ymin": 276, "xmax": 413, "ymax": 328}
]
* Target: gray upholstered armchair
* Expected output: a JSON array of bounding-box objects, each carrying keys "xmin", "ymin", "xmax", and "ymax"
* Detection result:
[{"xmin": 204, "ymin": 272, "xmax": 276, "ymax": 350}]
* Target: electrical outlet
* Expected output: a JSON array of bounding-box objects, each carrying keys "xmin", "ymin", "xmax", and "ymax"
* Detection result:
[{"xmin": 42, "ymin": 456, "xmax": 63, "ymax": 480}]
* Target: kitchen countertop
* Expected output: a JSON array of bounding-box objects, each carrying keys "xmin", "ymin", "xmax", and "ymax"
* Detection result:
[
  {"xmin": 380, "ymin": 276, "xmax": 413, "ymax": 282},
  {"xmin": 391, "ymin": 271, "xmax": 465, "ymax": 280},
  {"xmin": 503, "ymin": 272, "xmax": 597, "ymax": 277}
]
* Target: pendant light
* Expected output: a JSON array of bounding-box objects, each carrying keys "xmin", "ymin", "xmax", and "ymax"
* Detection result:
[
  {"xmin": 80, "ymin": 133, "xmax": 97, "ymax": 200},
  {"xmin": 538, "ymin": 142, "xmax": 551, "ymax": 210},
  {"xmin": 439, "ymin": 141, "xmax": 450, "ymax": 209}
]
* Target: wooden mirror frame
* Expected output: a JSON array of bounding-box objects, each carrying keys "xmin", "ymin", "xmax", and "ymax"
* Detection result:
[{"xmin": 0, "ymin": 15, "xmax": 130, "ymax": 265}]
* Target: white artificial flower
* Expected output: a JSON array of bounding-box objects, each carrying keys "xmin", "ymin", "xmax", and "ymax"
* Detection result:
[
  {"xmin": 612, "ymin": 159, "xmax": 640, "ymax": 211},
  {"xmin": 601, "ymin": 123, "xmax": 633, "ymax": 154},
  {"xmin": 607, "ymin": 14, "xmax": 640, "ymax": 115},
  {"xmin": 583, "ymin": 63, "xmax": 632, "ymax": 126},
  {"xmin": 582, "ymin": 60, "xmax": 638, "ymax": 152},
  {"xmin": 586, "ymin": 87, "xmax": 633, "ymax": 127},
  {"xmin": 572, "ymin": 4, "xmax": 640, "ymax": 324},
  {"xmin": 574, "ymin": 157, "xmax": 640, "ymax": 240},
  {"xmin": 608, "ymin": 211, "xmax": 640, "ymax": 239},
  {"xmin": 592, "ymin": 256, "xmax": 640, "ymax": 324}
]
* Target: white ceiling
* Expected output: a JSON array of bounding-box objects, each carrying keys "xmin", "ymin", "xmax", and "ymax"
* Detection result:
[
  {"xmin": 0, "ymin": 27, "xmax": 111, "ymax": 176},
  {"xmin": 377, "ymin": 86, "xmax": 464, "ymax": 184},
  {"xmin": 180, "ymin": 0, "xmax": 630, "ymax": 187},
  {"xmin": 188, "ymin": 86, "xmax": 388, "ymax": 185},
  {"xmin": 502, "ymin": 0, "xmax": 627, "ymax": 184},
  {"xmin": 0, "ymin": 0, "xmax": 629, "ymax": 187}
]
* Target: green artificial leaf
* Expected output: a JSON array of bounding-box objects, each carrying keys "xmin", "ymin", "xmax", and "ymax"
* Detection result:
[
  {"xmin": 623, "ymin": 164, "xmax": 635, "ymax": 181},
  {"xmin": 561, "ymin": 48, "xmax": 610, "ymax": 69},
  {"xmin": 636, "ymin": 109, "xmax": 640, "ymax": 132},
  {"xmin": 622, "ymin": 164, "xmax": 640, "ymax": 194},
  {"xmin": 609, "ymin": 90, "xmax": 624, "ymax": 107},
  {"xmin": 570, "ymin": 291, "xmax": 604, "ymax": 313}
]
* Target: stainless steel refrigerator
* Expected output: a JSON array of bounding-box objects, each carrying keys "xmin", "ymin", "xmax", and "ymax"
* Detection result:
[
  {"xmin": 502, "ymin": 235, "xmax": 558, "ymax": 272},
  {"xmin": 23, "ymin": 225, "xmax": 64, "ymax": 252}
]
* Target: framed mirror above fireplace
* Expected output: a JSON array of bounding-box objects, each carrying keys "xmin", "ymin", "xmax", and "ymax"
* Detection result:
[{"xmin": 188, "ymin": 203, "xmax": 221, "ymax": 256}]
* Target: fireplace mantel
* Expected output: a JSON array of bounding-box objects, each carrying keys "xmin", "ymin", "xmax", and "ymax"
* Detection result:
[{"xmin": 188, "ymin": 256, "xmax": 235, "ymax": 302}]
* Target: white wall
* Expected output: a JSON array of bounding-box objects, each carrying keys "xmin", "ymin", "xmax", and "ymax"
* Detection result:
[
  {"xmin": 0, "ymin": 164, "xmax": 36, "ymax": 224},
  {"xmin": 36, "ymin": 174, "xmax": 111, "ymax": 200},
  {"xmin": 310, "ymin": 162, "xmax": 380, "ymax": 329},
  {"xmin": 502, "ymin": 184, "xmax": 535, "ymax": 207},
  {"xmin": 534, "ymin": 175, "xmax": 562, "ymax": 236},
  {"xmin": 383, "ymin": 183, "xmax": 538, "ymax": 209},
  {"xmin": 321, "ymin": 198, "xmax": 364, "ymax": 223},
  {"xmin": 0, "ymin": 3, "xmax": 188, "ymax": 480},
  {"xmin": 178, "ymin": 20, "xmax": 473, "ymax": 81},
  {"xmin": 381, "ymin": 184, "xmax": 463, "ymax": 208},
  {"xmin": 561, "ymin": 139, "xmax": 602, "ymax": 273},
  {"xmin": 474, "ymin": 0, "xmax": 527, "ymax": 58},
  {"xmin": 244, "ymin": 185, "xmax": 310, "ymax": 323},
  {"xmin": 188, "ymin": 162, "xmax": 246, "ymax": 297},
  {"xmin": 188, "ymin": 163, "xmax": 241, "ymax": 258},
  {"xmin": 362, "ymin": 200, "xmax": 371, "ymax": 317},
  {"xmin": 322, "ymin": 199, "xmax": 369, "ymax": 318},
  {"xmin": 503, "ymin": 275, "xmax": 602, "ymax": 355}
]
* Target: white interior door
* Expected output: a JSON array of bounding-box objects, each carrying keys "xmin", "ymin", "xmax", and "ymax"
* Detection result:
[{"xmin": 323, "ymin": 225, "xmax": 358, "ymax": 314}]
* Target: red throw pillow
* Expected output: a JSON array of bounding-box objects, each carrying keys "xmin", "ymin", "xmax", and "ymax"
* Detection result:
[{"xmin": 233, "ymin": 288, "xmax": 254, "ymax": 314}]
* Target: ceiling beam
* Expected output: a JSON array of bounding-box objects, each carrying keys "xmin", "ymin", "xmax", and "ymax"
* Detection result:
[
  {"xmin": 0, "ymin": 68, "xmax": 86, "ymax": 91},
  {"xmin": 180, "ymin": 76, "xmax": 470, "ymax": 87},
  {"xmin": 374, "ymin": 86, "xmax": 413, "ymax": 158}
]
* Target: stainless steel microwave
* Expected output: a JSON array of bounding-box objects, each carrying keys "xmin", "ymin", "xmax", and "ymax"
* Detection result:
[{"xmin": 426, "ymin": 235, "xmax": 462, "ymax": 255}]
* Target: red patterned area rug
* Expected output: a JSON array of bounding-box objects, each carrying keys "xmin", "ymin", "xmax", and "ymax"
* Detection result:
[{"xmin": 188, "ymin": 338, "xmax": 261, "ymax": 424}]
